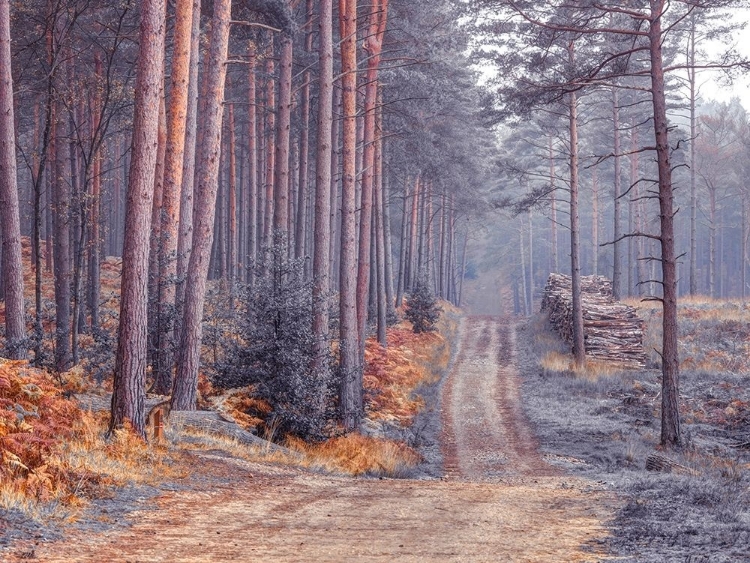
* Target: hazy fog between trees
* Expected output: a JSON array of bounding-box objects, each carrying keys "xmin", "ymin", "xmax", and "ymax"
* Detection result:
[{"xmin": 1, "ymin": 0, "xmax": 750, "ymax": 560}]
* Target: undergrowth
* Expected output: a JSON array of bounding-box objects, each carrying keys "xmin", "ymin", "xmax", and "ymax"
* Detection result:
[{"xmin": 0, "ymin": 360, "xmax": 176, "ymax": 521}]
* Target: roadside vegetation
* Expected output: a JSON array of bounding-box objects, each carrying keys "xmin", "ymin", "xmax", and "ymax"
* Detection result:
[
  {"xmin": 525, "ymin": 301, "xmax": 750, "ymax": 562},
  {"xmin": 1, "ymin": 244, "xmax": 458, "ymax": 523}
]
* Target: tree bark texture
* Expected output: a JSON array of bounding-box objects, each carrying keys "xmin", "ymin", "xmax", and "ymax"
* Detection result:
[
  {"xmin": 175, "ymin": 0, "xmax": 202, "ymax": 340},
  {"xmin": 110, "ymin": 0, "xmax": 166, "ymax": 436},
  {"xmin": 649, "ymin": 0, "xmax": 680, "ymax": 447},
  {"xmin": 172, "ymin": 0, "xmax": 231, "ymax": 412},
  {"xmin": 568, "ymin": 42, "xmax": 585, "ymax": 368},
  {"xmin": 312, "ymin": 0, "xmax": 334, "ymax": 375},
  {"xmin": 153, "ymin": 0, "xmax": 195, "ymax": 394},
  {"xmin": 338, "ymin": 0, "xmax": 361, "ymax": 430},
  {"xmin": 0, "ymin": 0, "xmax": 27, "ymax": 359}
]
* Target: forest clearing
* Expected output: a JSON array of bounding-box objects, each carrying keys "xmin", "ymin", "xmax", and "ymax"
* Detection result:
[{"xmin": 2, "ymin": 0, "xmax": 750, "ymax": 561}]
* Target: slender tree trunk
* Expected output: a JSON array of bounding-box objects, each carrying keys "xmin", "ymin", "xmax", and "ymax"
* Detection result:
[
  {"xmin": 709, "ymin": 184, "xmax": 716, "ymax": 298},
  {"xmin": 273, "ymin": 33, "xmax": 293, "ymax": 245},
  {"xmin": 329, "ymin": 87, "xmax": 342, "ymax": 290},
  {"xmin": 110, "ymin": 0, "xmax": 166, "ymax": 436},
  {"xmin": 519, "ymin": 226, "xmax": 528, "ymax": 316},
  {"xmin": 148, "ymin": 94, "xmax": 166, "ymax": 385},
  {"xmin": 568, "ymin": 41, "xmax": 585, "ymax": 368},
  {"xmin": 338, "ymin": 0, "xmax": 361, "ymax": 430},
  {"xmin": 649, "ymin": 2, "xmax": 680, "ymax": 447},
  {"xmin": 527, "ymin": 209, "xmax": 533, "ymax": 312},
  {"xmin": 247, "ymin": 41, "xmax": 259, "ymax": 284},
  {"xmin": 458, "ymin": 221, "xmax": 468, "ymax": 307},
  {"xmin": 312, "ymin": 0, "xmax": 334, "ymax": 375},
  {"xmin": 150, "ymin": 0, "xmax": 195, "ymax": 394},
  {"xmin": 407, "ymin": 173, "xmax": 421, "ymax": 290},
  {"xmin": 356, "ymin": 0, "xmax": 388, "ymax": 360},
  {"xmin": 688, "ymin": 13, "xmax": 697, "ymax": 296},
  {"xmin": 52, "ymin": 95, "xmax": 72, "ymax": 372},
  {"xmin": 296, "ymin": 1, "xmax": 313, "ymax": 260},
  {"xmin": 174, "ymin": 0, "xmax": 201, "ymax": 351},
  {"xmin": 592, "ymin": 165, "xmax": 599, "ymax": 276},
  {"xmin": 263, "ymin": 38, "xmax": 276, "ymax": 246},
  {"xmin": 0, "ymin": 0, "xmax": 27, "ymax": 359},
  {"xmin": 228, "ymin": 99, "xmax": 238, "ymax": 284},
  {"xmin": 395, "ymin": 176, "xmax": 408, "ymax": 308},
  {"xmin": 628, "ymin": 125, "xmax": 638, "ymax": 296},
  {"xmin": 549, "ymin": 137, "xmax": 558, "ymax": 273},
  {"xmin": 374, "ymin": 118, "xmax": 387, "ymax": 345},
  {"xmin": 88, "ymin": 54, "xmax": 103, "ymax": 333},
  {"xmin": 612, "ymin": 87, "xmax": 623, "ymax": 299},
  {"xmin": 382, "ymin": 130, "xmax": 395, "ymax": 316},
  {"xmin": 171, "ymin": 0, "xmax": 231, "ymax": 411}
]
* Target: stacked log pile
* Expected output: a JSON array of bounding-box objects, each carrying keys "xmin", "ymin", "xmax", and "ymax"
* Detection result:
[{"xmin": 541, "ymin": 273, "xmax": 647, "ymax": 368}]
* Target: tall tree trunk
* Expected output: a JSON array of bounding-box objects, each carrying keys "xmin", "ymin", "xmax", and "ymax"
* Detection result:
[
  {"xmin": 381, "ymin": 123, "xmax": 395, "ymax": 317},
  {"xmin": 329, "ymin": 87, "xmax": 341, "ymax": 290},
  {"xmin": 374, "ymin": 117, "xmax": 387, "ymax": 345},
  {"xmin": 171, "ymin": 0, "xmax": 231, "ymax": 411},
  {"xmin": 628, "ymin": 125, "xmax": 638, "ymax": 296},
  {"xmin": 147, "ymin": 94, "xmax": 167, "ymax": 385},
  {"xmin": 273, "ymin": 33, "xmax": 293, "ymax": 245},
  {"xmin": 247, "ymin": 41, "xmax": 259, "ymax": 284},
  {"xmin": 153, "ymin": 0, "xmax": 195, "ymax": 394},
  {"xmin": 612, "ymin": 87, "xmax": 623, "ymax": 300},
  {"xmin": 688, "ymin": 12, "xmax": 697, "ymax": 296},
  {"xmin": 356, "ymin": 0, "xmax": 388, "ymax": 360},
  {"xmin": 296, "ymin": 0, "xmax": 313, "ymax": 261},
  {"xmin": 263, "ymin": 38, "xmax": 276, "ymax": 247},
  {"xmin": 338, "ymin": 0, "xmax": 361, "ymax": 430},
  {"xmin": 649, "ymin": 1, "xmax": 680, "ymax": 447},
  {"xmin": 568, "ymin": 41, "xmax": 585, "ymax": 368},
  {"xmin": 549, "ymin": 137, "xmax": 558, "ymax": 273},
  {"xmin": 174, "ymin": 0, "xmax": 201, "ymax": 355},
  {"xmin": 519, "ymin": 225, "xmax": 528, "ymax": 316},
  {"xmin": 312, "ymin": 0, "xmax": 334, "ymax": 375},
  {"xmin": 52, "ymin": 95, "xmax": 72, "ymax": 372},
  {"xmin": 709, "ymin": 184, "xmax": 716, "ymax": 298},
  {"xmin": 458, "ymin": 221, "xmax": 468, "ymax": 307},
  {"xmin": 228, "ymin": 99, "xmax": 238, "ymax": 284},
  {"xmin": 592, "ymin": 165, "xmax": 599, "ymax": 276},
  {"xmin": 109, "ymin": 0, "xmax": 166, "ymax": 436},
  {"xmin": 88, "ymin": 54, "xmax": 103, "ymax": 334},
  {"xmin": 0, "ymin": 0, "xmax": 27, "ymax": 359},
  {"xmin": 395, "ymin": 176, "xmax": 408, "ymax": 308},
  {"xmin": 407, "ymin": 173, "xmax": 421, "ymax": 290}
]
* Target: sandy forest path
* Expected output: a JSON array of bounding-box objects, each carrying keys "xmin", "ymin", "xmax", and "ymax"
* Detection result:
[{"xmin": 10, "ymin": 316, "xmax": 613, "ymax": 562}]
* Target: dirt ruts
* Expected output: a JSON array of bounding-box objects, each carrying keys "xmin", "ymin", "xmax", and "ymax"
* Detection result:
[
  {"xmin": 5, "ymin": 316, "xmax": 614, "ymax": 562},
  {"xmin": 442, "ymin": 316, "xmax": 557, "ymax": 480}
]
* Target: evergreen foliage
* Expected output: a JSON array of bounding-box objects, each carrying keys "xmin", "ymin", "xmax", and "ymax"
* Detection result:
[
  {"xmin": 404, "ymin": 277, "xmax": 441, "ymax": 334},
  {"xmin": 214, "ymin": 240, "xmax": 335, "ymax": 441}
]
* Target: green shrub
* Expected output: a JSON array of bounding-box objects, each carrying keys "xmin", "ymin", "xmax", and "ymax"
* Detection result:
[{"xmin": 405, "ymin": 277, "xmax": 441, "ymax": 334}]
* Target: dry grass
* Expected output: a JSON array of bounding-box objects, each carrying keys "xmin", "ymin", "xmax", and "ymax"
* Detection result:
[
  {"xmin": 0, "ymin": 360, "xmax": 177, "ymax": 521},
  {"xmin": 284, "ymin": 434, "xmax": 421, "ymax": 477},
  {"xmin": 625, "ymin": 296, "xmax": 750, "ymax": 373}
]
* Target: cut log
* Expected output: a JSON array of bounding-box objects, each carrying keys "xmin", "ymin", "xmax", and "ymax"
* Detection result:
[
  {"xmin": 645, "ymin": 453, "xmax": 699, "ymax": 476},
  {"xmin": 541, "ymin": 273, "xmax": 646, "ymax": 368}
]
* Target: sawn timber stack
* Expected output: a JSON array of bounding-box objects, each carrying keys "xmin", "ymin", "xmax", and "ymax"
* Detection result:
[{"xmin": 541, "ymin": 273, "xmax": 646, "ymax": 368}]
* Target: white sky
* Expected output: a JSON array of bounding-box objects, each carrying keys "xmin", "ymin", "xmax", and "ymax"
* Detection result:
[{"xmin": 690, "ymin": 8, "xmax": 750, "ymax": 109}]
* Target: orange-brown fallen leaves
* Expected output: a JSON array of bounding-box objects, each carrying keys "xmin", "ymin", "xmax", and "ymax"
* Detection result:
[
  {"xmin": 223, "ymin": 389, "xmax": 272, "ymax": 432},
  {"xmin": 363, "ymin": 323, "xmax": 447, "ymax": 426},
  {"xmin": 0, "ymin": 359, "xmax": 83, "ymax": 501}
]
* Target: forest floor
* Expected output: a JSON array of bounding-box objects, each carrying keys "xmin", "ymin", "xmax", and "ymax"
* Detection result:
[{"xmin": 2, "ymin": 315, "xmax": 614, "ymax": 562}]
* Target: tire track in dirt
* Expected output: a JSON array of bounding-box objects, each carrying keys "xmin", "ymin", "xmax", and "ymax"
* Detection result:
[
  {"xmin": 442, "ymin": 315, "xmax": 557, "ymax": 480},
  {"xmin": 6, "ymin": 315, "xmax": 615, "ymax": 562}
]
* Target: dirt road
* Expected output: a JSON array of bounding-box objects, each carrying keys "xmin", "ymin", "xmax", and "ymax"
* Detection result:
[{"xmin": 9, "ymin": 317, "xmax": 613, "ymax": 562}]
